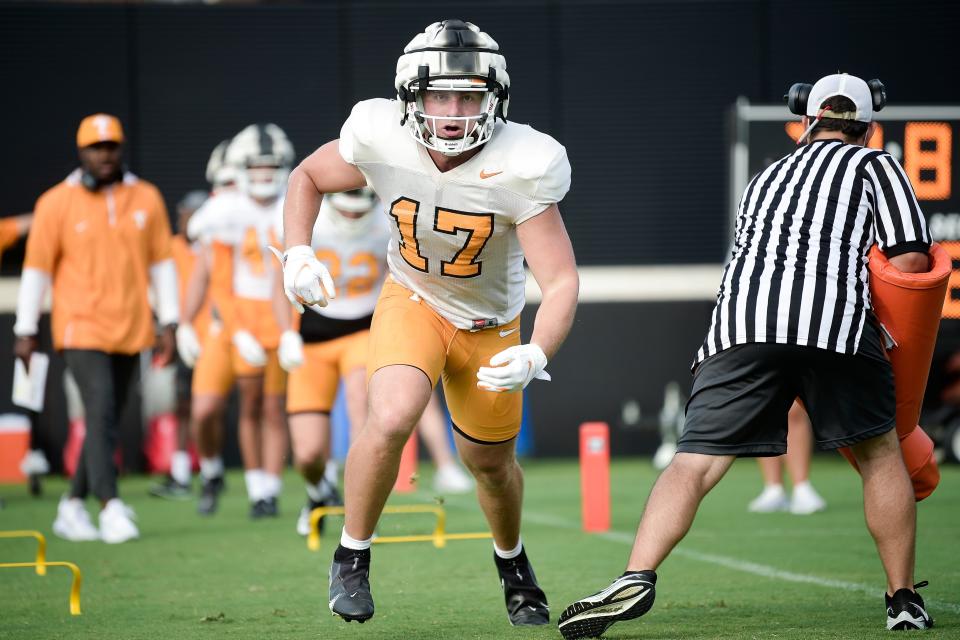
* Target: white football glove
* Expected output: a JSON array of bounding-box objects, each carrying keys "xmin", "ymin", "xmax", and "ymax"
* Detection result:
[
  {"xmin": 278, "ymin": 329, "xmax": 304, "ymax": 372},
  {"xmin": 268, "ymin": 245, "xmax": 336, "ymax": 313},
  {"xmin": 476, "ymin": 343, "xmax": 551, "ymax": 393},
  {"xmin": 175, "ymin": 323, "xmax": 202, "ymax": 368},
  {"xmin": 232, "ymin": 330, "xmax": 267, "ymax": 367}
]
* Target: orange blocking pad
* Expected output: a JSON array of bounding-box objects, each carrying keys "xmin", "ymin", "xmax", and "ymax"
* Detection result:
[
  {"xmin": 393, "ymin": 433, "xmax": 418, "ymax": 493},
  {"xmin": 838, "ymin": 243, "xmax": 950, "ymax": 501},
  {"xmin": 0, "ymin": 414, "xmax": 30, "ymax": 482},
  {"xmin": 579, "ymin": 422, "xmax": 610, "ymax": 532}
]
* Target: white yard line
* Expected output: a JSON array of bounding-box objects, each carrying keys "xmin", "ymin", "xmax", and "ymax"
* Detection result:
[{"xmin": 513, "ymin": 508, "xmax": 960, "ymax": 614}]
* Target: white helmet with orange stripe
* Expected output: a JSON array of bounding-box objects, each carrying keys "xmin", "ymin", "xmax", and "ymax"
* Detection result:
[
  {"xmin": 226, "ymin": 123, "xmax": 295, "ymax": 200},
  {"xmin": 395, "ymin": 20, "xmax": 509, "ymax": 156}
]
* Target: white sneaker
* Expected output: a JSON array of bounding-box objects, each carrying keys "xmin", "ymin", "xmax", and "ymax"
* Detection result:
[
  {"xmin": 790, "ymin": 482, "xmax": 827, "ymax": 515},
  {"xmin": 748, "ymin": 484, "xmax": 789, "ymax": 513},
  {"xmin": 20, "ymin": 450, "xmax": 50, "ymax": 476},
  {"xmin": 652, "ymin": 442, "xmax": 677, "ymax": 470},
  {"xmin": 52, "ymin": 497, "xmax": 99, "ymax": 541},
  {"xmin": 99, "ymin": 499, "xmax": 140, "ymax": 544},
  {"xmin": 296, "ymin": 507, "xmax": 311, "ymax": 537},
  {"xmin": 433, "ymin": 464, "xmax": 474, "ymax": 494}
]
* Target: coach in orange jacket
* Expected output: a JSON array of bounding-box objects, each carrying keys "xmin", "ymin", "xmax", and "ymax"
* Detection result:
[{"xmin": 13, "ymin": 114, "xmax": 179, "ymax": 544}]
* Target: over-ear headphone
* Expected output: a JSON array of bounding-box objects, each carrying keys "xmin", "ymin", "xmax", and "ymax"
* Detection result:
[
  {"xmin": 80, "ymin": 170, "xmax": 98, "ymax": 190},
  {"xmin": 784, "ymin": 78, "xmax": 886, "ymax": 115},
  {"xmin": 79, "ymin": 164, "xmax": 126, "ymax": 191},
  {"xmin": 784, "ymin": 83, "xmax": 812, "ymax": 116},
  {"xmin": 867, "ymin": 78, "xmax": 887, "ymax": 112}
]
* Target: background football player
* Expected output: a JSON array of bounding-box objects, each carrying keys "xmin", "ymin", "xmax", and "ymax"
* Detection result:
[
  {"xmin": 181, "ymin": 124, "xmax": 292, "ymax": 518},
  {"xmin": 277, "ymin": 20, "xmax": 578, "ymax": 627},
  {"xmin": 175, "ymin": 139, "xmax": 241, "ymax": 514}
]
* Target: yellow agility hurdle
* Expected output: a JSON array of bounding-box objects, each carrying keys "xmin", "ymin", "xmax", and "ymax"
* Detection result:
[
  {"xmin": 0, "ymin": 530, "xmax": 47, "ymax": 575},
  {"xmin": 307, "ymin": 504, "xmax": 491, "ymax": 552},
  {"xmin": 0, "ymin": 561, "xmax": 83, "ymax": 615}
]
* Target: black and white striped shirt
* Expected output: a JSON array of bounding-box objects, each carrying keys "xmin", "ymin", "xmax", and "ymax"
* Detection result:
[{"xmin": 696, "ymin": 139, "xmax": 930, "ymax": 365}]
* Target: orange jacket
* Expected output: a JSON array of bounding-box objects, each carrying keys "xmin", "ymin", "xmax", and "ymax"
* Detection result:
[{"xmin": 24, "ymin": 170, "xmax": 173, "ymax": 353}]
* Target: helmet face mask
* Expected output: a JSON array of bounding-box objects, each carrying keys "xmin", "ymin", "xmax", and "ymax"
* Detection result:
[
  {"xmin": 244, "ymin": 163, "xmax": 289, "ymax": 200},
  {"xmin": 409, "ymin": 84, "xmax": 498, "ymax": 156},
  {"xmin": 395, "ymin": 20, "xmax": 509, "ymax": 157},
  {"xmin": 326, "ymin": 188, "xmax": 377, "ymax": 236}
]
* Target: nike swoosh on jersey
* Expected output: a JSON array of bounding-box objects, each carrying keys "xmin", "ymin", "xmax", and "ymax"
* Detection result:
[
  {"xmin": 499, "ymin": 328, "xmax": 518, "ymax": 338},
  {"xmin": 480, "ymin": 169, "xmax": 503, "ymax": 179}
]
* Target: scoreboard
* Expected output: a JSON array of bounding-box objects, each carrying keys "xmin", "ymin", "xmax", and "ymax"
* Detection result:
[{"xmin": 731, "ymin": 102, "xmax": 960, "ymax": 319}]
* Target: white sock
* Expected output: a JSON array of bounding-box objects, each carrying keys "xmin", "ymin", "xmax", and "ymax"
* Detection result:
[
  {"xmin": 494, "ymin": 538, "xmax": 523, "ymax": 560},
  {"xmin": 305, "ymin": 480, "xmax": 331, "ymax": 503},
  {"xmin": 261, "ymin": 472, "xmax": 282, "ymax": 499},
  {"xmin": 199, "ymin": 456, "xmax": 224, "ymax": 480},
  {"xmin": 245, "ymin": 469, "xmax": 265, "ymax": 502},
  {"xmin": 170, "ymin": 451, "xmax": 191, "ymax": 485},
  {"xmin": 324, "ymin": 460, "xmax": 339, "ymax": 487},
  {"xmin": 793, "ymin": 480, "xmax": 812, "ymax": 493},
  {"xmin": 340, "ymin": 527, "xmax": 373, "ymax": 551}
]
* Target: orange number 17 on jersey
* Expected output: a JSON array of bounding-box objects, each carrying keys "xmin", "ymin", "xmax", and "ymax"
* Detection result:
[{"xmin": 389, "ymin": 197, "xmax": 494, "ymax": 278}]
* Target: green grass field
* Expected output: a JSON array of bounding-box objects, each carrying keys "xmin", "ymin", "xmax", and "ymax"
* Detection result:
[{"xmin": 1, "ymin": 457, "xmax": 958, "ymax": 640}]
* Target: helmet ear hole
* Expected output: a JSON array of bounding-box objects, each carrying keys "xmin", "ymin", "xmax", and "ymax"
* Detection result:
[
  {"xmin": 785, "ymin": 83, "xmax": 813, "ymax": 116},
  {"xmin": 867, "ymin": 78, "xmax": 886, "ymax": 112}
]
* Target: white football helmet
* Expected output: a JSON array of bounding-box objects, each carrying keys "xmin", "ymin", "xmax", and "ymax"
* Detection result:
[
  {"xmin": 324, "ymin": 188, "xmax": 378, "ymax": 237},
  {"xmin": 395, "ymin": 20, "xmax": 510, "ymax": 156},
  {"xmin": 226, "ymin": 123, "xmax": 295, "ymax": 200},
  {"xmin": 205, "ymin": 139, "xmax": 238, "ymax": 189}
]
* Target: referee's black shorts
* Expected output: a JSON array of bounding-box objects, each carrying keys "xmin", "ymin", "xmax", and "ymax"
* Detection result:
[{"xmin": 678, "ymin": 317, "xmax": 895, "ymax": 457}]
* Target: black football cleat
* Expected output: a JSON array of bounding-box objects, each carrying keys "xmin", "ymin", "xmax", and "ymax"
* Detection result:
[
  {"xmin": 558, "ymin": 570, "xmax": 657, "ymax": 639},
  {"xmin": 495, "ymin": 548, "xmax": 549, "ymax": 626},
  {"xmin": 329, "ymin": 545, "xmax": 374, "ymax": 623},
  {"xmin": 250, "ymin": 497, "xmax": 279, "ymax": 519},
  {"xmin": 149, "ymin": 476, "xmax": 191, "ymax": 501},
  {"xmin": 197, "ymin": 475, "xmax": 225, "ymax": 516},
  {"xmin": 887, "ymin": 581, "xmax": 933, "ymax": 630}
]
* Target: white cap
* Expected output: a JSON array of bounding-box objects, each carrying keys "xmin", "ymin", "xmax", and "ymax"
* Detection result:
[{"xmin": 806, "ymin": 73, "xmax": 873, "ymax": 122}]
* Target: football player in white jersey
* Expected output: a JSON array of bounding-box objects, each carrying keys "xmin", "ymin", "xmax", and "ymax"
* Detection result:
[
  {"xmin": 172, "ymin": 139, "xmax": 240, "ymax": 513},
  {"xmin": 273, "ymin": 188, "xmax": 391, "ymax": 534},
  {"xmin": 277, "ymin": 20, "xmax": 578, "ymax": 626},
  {"xmin": 180, "ymin": 124, "xmax": 293, "ymax": 519},
  {"xmin": 273, "ymin": 188, "xmax": 476, "ymax": 537}
]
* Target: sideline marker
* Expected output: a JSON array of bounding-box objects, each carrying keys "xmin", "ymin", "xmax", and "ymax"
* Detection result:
[
  {"xmin": 393, "ymin": 433, "xmax": 418, "ymax": 493},
  {"xmin": 579, "ymin": 422, "xmax": 610, "ymax": 532}
]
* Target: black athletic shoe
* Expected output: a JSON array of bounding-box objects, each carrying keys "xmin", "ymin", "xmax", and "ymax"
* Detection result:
[
  {"xmin": 558, "ymin": 570, "xmax": 657, "ymax": 639},
  {"xmin": 250, "ymin": 497, "xmax": 279, "ymax": 519},
  {"xmin": 495, "ymin": 548, "xmax": 549, "ymax": 626},
  {"xmin": 887, "ymin": 581, "xmax": 933, "ymax": 630},
  {"xmin": 329, "ymin": 545, "xmax": 374, "ymax": 622},
  {"xmin": 149, "ymin": 476, "xmax": 191, "ymax": 501},
  {"xmin": 28, "ymin": 474, "xmax": 43, "ymax": 497},
  {"xmin": 197, "ymin": 475, "xmax": 225, "ymax": 516},
  {"xmin": 324, "ymin": 479, "xmax": 344, "ymax": 507}
]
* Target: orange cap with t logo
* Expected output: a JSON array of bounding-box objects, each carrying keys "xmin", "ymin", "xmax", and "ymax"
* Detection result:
[{"xmin": 76, "ymin": 113, "xmax": 124, "ymax": 148}]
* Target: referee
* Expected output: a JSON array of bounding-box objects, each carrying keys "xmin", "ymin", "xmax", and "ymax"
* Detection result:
[{"xmin": 559, "ymin": 73, "xmax": 933, "ymax": 638}]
